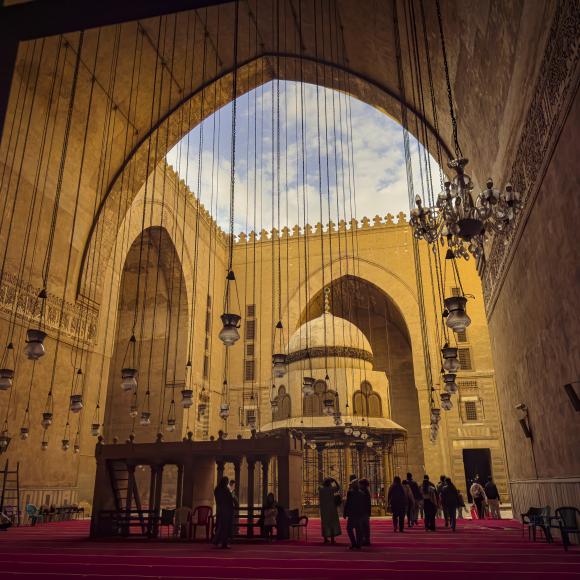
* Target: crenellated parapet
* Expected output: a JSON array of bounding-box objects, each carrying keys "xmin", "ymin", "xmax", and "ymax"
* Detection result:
[{"xmin": 233, "ymin": 211, "xmax": 408, "ymax": 245}]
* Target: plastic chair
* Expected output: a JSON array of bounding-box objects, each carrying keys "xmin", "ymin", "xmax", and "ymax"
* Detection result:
[
  {"xmin": 521, "ymin": 506, "xmax": 551, "ymax": 542},
  {"xmin": 25, "ymin": 504, "xmax": 42, "ymax": 526},
  {"xmin": 159, "ymin": 509, "xmax": 175, "ymax": 537},
  {"xmin": 190, "ymin": 506, "xmax": 213, "ymax": 541},
  {"xmin": 288, "ymin": 508, "xmax": 308, "ymax": 542},
  {"xmin": 549, "ymin": 507, "xmax": 580, "ymax": 551},
  {"xmin": 174, "ymin": 506, "xmax": 192, "ymax": 539}
]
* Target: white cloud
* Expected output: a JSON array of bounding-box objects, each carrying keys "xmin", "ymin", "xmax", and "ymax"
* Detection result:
[{"xmin": 166, "ymin": 81, "xmax": 444, "ymax": 235}]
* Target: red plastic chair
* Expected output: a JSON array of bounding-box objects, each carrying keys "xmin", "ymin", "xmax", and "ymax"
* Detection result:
[{"xmin": 190, "ymin": 506, "xmax": 213, "ymax": 541}]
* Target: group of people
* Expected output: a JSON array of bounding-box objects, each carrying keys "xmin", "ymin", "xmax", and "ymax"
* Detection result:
[{"xmin": 319, "ymin": 472, "xmax": 502, "ymax": 548}]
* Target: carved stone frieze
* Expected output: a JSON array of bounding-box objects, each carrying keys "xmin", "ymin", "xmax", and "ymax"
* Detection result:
[
  {"xmin": 0, "ymin": 271, "xmax": 98, "ymax": 344},
  {"xmin": 287, "ymin": 346, "xmax": 373, "ymax": 364},
  {"xmin": 482, "ymin": 0, "xmax": 580, "ymax": 313}
]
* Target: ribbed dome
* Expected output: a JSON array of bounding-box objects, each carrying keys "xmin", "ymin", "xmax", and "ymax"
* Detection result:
[{"xmin": 287, "ymin": 313, "xmax": 372, "ymax": 355}]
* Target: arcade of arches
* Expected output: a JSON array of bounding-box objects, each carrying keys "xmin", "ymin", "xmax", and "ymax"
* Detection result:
[{"xmin": 0, "ymin": 0, "xmax": 578, "ymax": 524}]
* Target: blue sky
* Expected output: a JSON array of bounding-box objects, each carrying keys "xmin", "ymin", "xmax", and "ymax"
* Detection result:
[{"xmin": 166, "ymin": 81, "xmax": 442, "ymax": 235}]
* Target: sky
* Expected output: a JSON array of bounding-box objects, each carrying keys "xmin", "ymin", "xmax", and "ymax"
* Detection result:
[{"xmin": 166, "ymin": 80, "xmax": 443, "ymax": 235}]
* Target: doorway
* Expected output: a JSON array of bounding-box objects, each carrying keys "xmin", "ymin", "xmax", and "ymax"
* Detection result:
[{"xmin": 463, "ymin": 448, "xmax": 492, "ymax": 502}]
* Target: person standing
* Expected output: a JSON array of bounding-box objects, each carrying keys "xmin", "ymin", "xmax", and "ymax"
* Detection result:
[
  {"xmin": 402, "ymin": 479, "xmax": 415, "ymax": 529},
  {"xmin": 440, "ymin": 478, "xmax": 460, "ymax": 531},
  {"xmin": 484, "ymin": 476, "xmax": 501, "ymax": 519},
  {"xmin": 436, "ymin": 475, "xmax": 449, "ymax": 527},
  {"xmin": 387, "ymin": 476, "xmax": 407, "ymax": 533},
  {"xmin": 469, "ymin": 477, "xmax": 487, "ymax": 520},
  {"xmin": 263, "ymin": 493, "xmax": 278, "ymax": 542},
  {"xmin": 343, "ymin": 479, "xmax": 365, "ymax": 549},
  {"xmin": 358, "ymin": 478, "xmax": 372, "ymax": 546},
  {"xmin": 319, "ymin": 477, "xmax": 342, "ymax": 544},
  {"xmin": 421, "ymin": 475, "xmax": 438, "ymax": 531},
  {"xmin": 228, "ymin": 479, "xmax": 239, "ymax": 538},
  {"xmin": 457, "ymin": 489, "xmax": 466, "ymax": 519},
  {"xmin": 214, "ymin": 476, "xmax": 235, "ymax": 548},
  {"xmin": 404, "ymin": 472, "xmax": 422, "ymax": 526}
]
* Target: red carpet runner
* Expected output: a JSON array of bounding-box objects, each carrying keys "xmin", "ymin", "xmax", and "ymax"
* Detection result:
[{"xmin": 0, "ymin": 518, "xmax": 578, "ymax": 579}]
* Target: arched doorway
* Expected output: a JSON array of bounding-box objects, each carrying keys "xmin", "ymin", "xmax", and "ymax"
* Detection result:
[{"xmin": 104, "ymin": 226, "xmax": 189, "ymax": 443}]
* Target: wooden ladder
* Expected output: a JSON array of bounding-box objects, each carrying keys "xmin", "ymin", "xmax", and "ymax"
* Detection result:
[{"xmin": 0, "ymin": 460, "xmax": 20, "ymax": 526}]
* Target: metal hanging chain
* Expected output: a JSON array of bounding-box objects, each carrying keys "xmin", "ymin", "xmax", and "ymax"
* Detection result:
[{"xmin": 435, "ymin": 0, "xmax": 463, "ymax": 160}]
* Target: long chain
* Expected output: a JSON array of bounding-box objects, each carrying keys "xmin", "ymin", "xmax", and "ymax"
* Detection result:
[{"xmin": 435, "ymin": 0, "xmax": 463, "ymax": 159}]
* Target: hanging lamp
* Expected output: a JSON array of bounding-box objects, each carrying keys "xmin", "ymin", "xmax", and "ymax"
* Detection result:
[
  {"xmin": 128, "ymin": 391, "xmax": 138, "ymax": 418},
  {"xmin": 24, "ymin": 290, "xmax": 48, "ymax": 360},
  {"xmin": 0, "ymin": 421, "xmax": 11, "ymax": 454},
  {"xmin": 272, "ymin": 322, "xmax": 288, "ymax": 378},
  {"xmin": 443, "ymin": 373, "xmax": 458, "ymax": 394},
  {"xmin": 69, "ymin": 368, "xmax": 84, "ymax": 413},
  {"xmin": 441, "ymin": 344, "xmax": 460, "ymax": 373},
  {"xmin": 440, "ymin": 392, "xmax": 453, "ymax": 411},
  {"xmin": 0, "ymin": 343, "xmax": 15, "ymax": 390},
  {"xmin": 302, "ymin": 376, "xmax": 315, "ymax": 396},
  {"xmin": 90, "ymin": 404, "xmax": 100, "ymax": 436},
  {"xmin": 166, "ymin": 400, "xmax": 177, "ymax": 432},
  {"xmin": 120, "ymin": 334, "xmax": 138, "ymax": 391}
]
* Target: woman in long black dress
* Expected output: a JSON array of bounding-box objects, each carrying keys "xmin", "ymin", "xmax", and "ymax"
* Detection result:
[{"xmin": 214, "ymin": 476, "xmax": 235, "ymax": 548}]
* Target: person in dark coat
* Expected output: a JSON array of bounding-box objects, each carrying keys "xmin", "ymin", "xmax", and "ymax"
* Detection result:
[
  {"xmin": 404, "ymin": 472, "xmax": 422, "ymax": 526},
  {"xmin": 387, "ymin": 476, "xmax": 407, "ymax": 532},
  {"xmin": 343, "ymin": 479, "xmax": 366, "ymax": 549},
  {"xmin": 436, "ymin": 475, "xmax": 449, "ymax": 527},
  {"xmin": 421, "ymin": 475, "xmax": 438, "ymax": 531},
  {"xmin": 213, "ymin": 476, "xmax": 235, "ymax": 548},
  {"xmin": 319, "ymin": 477, "xmax": 342, "ymax": 544},
  {"xmin": 440, "ymin": 477, "xmax": 460, "ymax": 531},
  {"xmin": 358, "ymin": 478, "xmax": 372, "ymax": 545}
]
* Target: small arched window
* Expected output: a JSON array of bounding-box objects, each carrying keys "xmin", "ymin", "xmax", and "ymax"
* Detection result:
[
  {"xmin": 352, "ymin": 381, "xmax": 382, "ymax": 418},
  {"xmin": 303, "ymin": 380, "xmax": 339, "ymax": 417},
  {"xmin": 273, "ymin": 385, "xmax": 291, "ymax": 421}
]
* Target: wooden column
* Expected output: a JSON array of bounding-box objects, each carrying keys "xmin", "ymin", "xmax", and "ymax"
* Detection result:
[
  {"xmin": 261, "ymin": 458, "xmax": 269, "ymax": 505},
  {"xmin": 316, "ymin": 444, "xmax": 324, "ymax": 485},
  {"xmin": 247, "ymin": 459, "xmax": 255, "ymax": 538},
  {"xmin": 125, "ymin": 464, "xmax": 135, "ymax": 513},
  {"xmin": 216, "ymin": 460, "xmax": 225, "ymax": 481},
  {"xmin": 176, "ymin": 465, "xmax": 184, "ymax": 508}
]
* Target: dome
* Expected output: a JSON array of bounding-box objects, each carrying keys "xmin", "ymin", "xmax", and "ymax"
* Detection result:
[{"xmin": 287, "ymin": 313, "xmax": 372, "ymax": 356}]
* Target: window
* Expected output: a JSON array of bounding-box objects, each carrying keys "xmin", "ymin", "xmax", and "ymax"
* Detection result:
[
  {"xmin": 352, "ymin": 381, "xmax": 383, "ymax": 417},
  {"xmin": 246, "ymin": 304, "xmax": 256, "ymax": 318},
  {"xmin": 206, "ymin": 294, "xmax": 212, "ymax": 308},
  {"xmin": 303, "ymin": 381, "xmax": 338, "ymax": 417},
  {"xmin": 273, "ymin": 385, "xmax": 291, "ymax": 421},
  {"xmin": 203, "ymin": 355, "xmax": 209, "ymax": 379},
  {"xmin": 240, "ymin": 407, "xmax": 257, "ymax": 427},
  {"xmin": 246, "ymin": 343, "xmax": 255, "ymax": 357},
  {"xmin": 245, "ymin": 319, "xmax": 256, "ymax": 340},
  {"xmin": 456, "ymin": 329, "xmax": 468, "ymax": 343},
  {"xmin": 204, "ymin": 337, "xmax": 209, "ymax": 351},
  {"xmin": 244, "ymin": 359, "xmax": 255, "ymax": 381},
  {"xmin": 205, "ymin": 312, "xmax": 211, "ymax": 333},
  {"xmin": 458, "ymin": 348, "xmax": 473, "ymax": 370},
  {"xmin": 465, "ymin": 401, "xmax": 478, "ymax": 421}
]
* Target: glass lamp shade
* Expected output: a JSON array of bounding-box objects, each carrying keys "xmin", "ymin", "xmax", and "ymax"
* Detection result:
[
  {"xmin": 302, "ymin": 377, "xmax": 315, "ymax": 396},
  {"xmin": 41, "ymin": 412, "xmax": 53, "ymax": 429},
  {"xmin": 219, "ymin": 403, "xmax": 230, "ymax": 420},
  {"xmin": 344, "ymin": 423, "xmax": 353, "ymax": 436},
  {"xmin": 440, "ymin": 392, "xmax": 453, "ymax": 411},
  {"xmin": 24, "ymin": 329, "xmax": 47, "ymax": 361},
  {"xmin": 0, "ymin": 431, "xmax": 10, "ymax": 451},
  {"xmin": 322, "ymin": 398, "xmax": 335, "ymax": 416},
  {"xmin": 120, "ymin": 368, "xmax": 138, "ymax": 392},
  {"xmin": 360, "ymin": 431, "xmax": 369, "ymax": 440},
  {"xmin": 443, "ymin": 374, "xmax": 458, "ymax": 394},
  {"xmin": 218, "ymin": 314, "xmax": 241, "ymax": 346},
  {"xmin": 128, "ymin": 405, "xmax": 138, "ymax": 418},
  {"xmin": 270, "ymin": 399, "xmax": 279, "ymax": 411},
  {"xmin": 0, "ymin": 368, "xmax": 14, "ymax": 390},
  {"xmin": 430, "ymin": 408, "xmax": 441, "ymax": 423},
  {"xmin": 308, "ymin": 441, "xmax": 317, "ymax": 450},
  {"xmin": 166, "ymin": 418, "xmax": 176, "ymax": 432},
  {"xmin": 139, "ymin": 411, "xmax": 151, "ymax": 426},
  {"xmin": 180, "ymin": 389, "xmax": 194, "ymax": 408},
  {"xmin": 443, "ymin": 297, "xmax": 471, "ymax": 333},
  {"xmin": 73, "ymin": 444, "xmax": 80, "ymax": 454},
  {"xmin": 69, "ymin": 394, "xmax": 83, "ymax": 413},
  {"xmin": 272, "ymin": 353, "xmax": 287, "ymax": 378},
  {"xmin": 90, "ymin": 423, "xmax": 100, "ymax": 436},
  {"xmin": 366, "ymin": 440, "xmax": 374, "ymax": 448},
  {"xmin": 41, "ymin": 440, "xmax": 48, "ymax": 451},
  {"xmin": 19, "ymin": 427, "xmax": 29, "ymax": 440},
  {"xmin": 61, "ymin": 439, "xmax": 70, "ymax": 451},
  {"xmin": 441, "ymin": 346, "xmax": 460, "ymax": 373},
  {"xmin": 352, "ymin": 429, "xmax": 361, "ymax": 438},
  {"xmin": 198, "ymin": 403, "xmax": 207, "ymax": 416}
]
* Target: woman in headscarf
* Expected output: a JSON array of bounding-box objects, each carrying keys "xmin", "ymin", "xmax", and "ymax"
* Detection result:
[
  {"xmin": 213, "ymin": 476, "xmax": 235, "ymax": 548},
  {"xmin": 318, "ymin": 477, "xmax": 342, "ymax": 544}
]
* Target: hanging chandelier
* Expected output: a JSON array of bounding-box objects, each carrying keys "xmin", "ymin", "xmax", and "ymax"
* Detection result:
[
  {"xmin": 409, "ymin": 2, "xmax": 522, "ymax": 260},
  {"xmin": 218, "ymin": 310, "xmax": 241, "ymax": 347},
  {"xmin": 440, "ymin": 392, "xmax": 453, "ymax": 411},
  {"xmin": 120, "ymin": 334, "xmax": 138, "ymax": 391},
  {"xmin": 441, "ymin": 344, "xmax": 460, "ymax": 373},
  {"xmin": 0, "ymin": 343, "xmax": 15, "ymax": 390}
]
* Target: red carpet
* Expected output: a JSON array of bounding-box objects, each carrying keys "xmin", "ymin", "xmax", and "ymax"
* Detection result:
[{"xmin": 0, "ymin": 518, "xmax": 578, "ymax": 579}]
